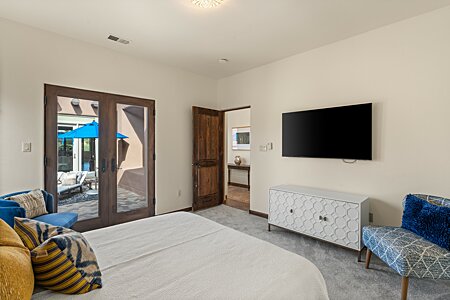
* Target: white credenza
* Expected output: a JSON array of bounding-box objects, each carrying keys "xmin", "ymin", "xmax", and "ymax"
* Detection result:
[{"xmin": 268, "ymin": 185, "xmax": 369, "ymax": 250}]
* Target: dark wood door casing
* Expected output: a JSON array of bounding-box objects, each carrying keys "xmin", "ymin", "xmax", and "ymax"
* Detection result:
[{"xmin": 192, "ymin": 107, "xmax": 224, "ymax": 211}]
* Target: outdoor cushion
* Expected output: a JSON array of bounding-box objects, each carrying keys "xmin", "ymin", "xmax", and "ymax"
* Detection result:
[
  {"xmin": 402, "ymin": 194, "xmax": 450, "ymax": 250},
  {"xmin": 0, "ymin": 219, "xmax": 34, "ymax": 300},
  {"xmin": 62, "ymin": 173, "xmax": 77, "ymax": 186},
  {"xmin": 34, "ymin": 212, "xmax": 78, "ymax": 229},
  {"xmin": 57, "ymin": 184, "xmax": 81, "ymax": 194},
  {"xmin": 6, "ymin": 189, "xmax": 48, "ymax": 218},
  {"xmin": 363, "ymin": 226, "xmax": 450, "ymax": 279}
]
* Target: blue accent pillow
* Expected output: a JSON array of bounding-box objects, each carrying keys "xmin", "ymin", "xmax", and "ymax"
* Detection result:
[{"xmin": 402, "ymin": 194, "xmax": 450, "ymax": 250}]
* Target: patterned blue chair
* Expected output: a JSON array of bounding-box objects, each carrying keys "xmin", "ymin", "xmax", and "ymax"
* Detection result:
[{"xmin": 362, "ymin": 194, "xmax": 450, "ymax": 300}]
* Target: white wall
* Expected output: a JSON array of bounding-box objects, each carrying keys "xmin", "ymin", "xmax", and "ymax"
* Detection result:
[
  {"xmin": 225, "ymin": 108, "xmax": 251, "ymax": 193},
  {"xmin": 218, "ymin": 7, "xmax": 450, "ymax": 226},
  {"xmin": 0, "ymin": 18, "xmax": 218, "ymax": 214},
  {"xmin": 226, "ymin": 109, "xmax": 251, "ymax": 165}
]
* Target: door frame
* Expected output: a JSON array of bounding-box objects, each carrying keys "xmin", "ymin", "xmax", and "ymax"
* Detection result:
[
  {"xmin": 44, "ymin": 84, "xmax": 155, "ymax": 231},
  {"xmin": 192, "ymin": 105, "xmax": 251, "ymax": 211},
  {"xmin": 221, "ymin": 106, "xmax": 251, "ymax": 207}
]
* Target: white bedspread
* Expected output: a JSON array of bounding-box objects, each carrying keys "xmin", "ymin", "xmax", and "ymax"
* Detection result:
[{"xmin": 33, "ymin": 212, "xmax": 328, "ymax": 299}]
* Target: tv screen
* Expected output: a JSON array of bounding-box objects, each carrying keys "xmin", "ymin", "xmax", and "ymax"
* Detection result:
[{"xmin": 282, "ymin": 103, "xmax": 372, "ymax": 160}]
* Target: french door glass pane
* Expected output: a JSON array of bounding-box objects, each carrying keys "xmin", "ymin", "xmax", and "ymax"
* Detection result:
[
  {"xmin": 116, "ymin": 103, "xmax": 148, "ymax": 213},
  {"xmin": 57, "ymin": 97, "xmax": 99, "ymax": 221}
]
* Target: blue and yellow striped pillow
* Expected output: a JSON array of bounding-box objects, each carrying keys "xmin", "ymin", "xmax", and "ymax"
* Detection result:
[
  {"xmin": 14, "ymin": 217, "xmax": 71, "ymax": 250},
  {"xmin": 14, "ymin": 218, "xmax": 102, "ymax": 294}
]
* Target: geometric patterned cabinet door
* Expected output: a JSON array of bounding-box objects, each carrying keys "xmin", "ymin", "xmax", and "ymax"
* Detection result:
[{"xmin": 269, "ymin": 185, "xmax": 370, "ymax": 250}]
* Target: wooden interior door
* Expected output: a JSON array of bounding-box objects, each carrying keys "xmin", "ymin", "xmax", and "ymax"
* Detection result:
[{"xmin": 192, "ymin": 107, "xmax": 224, "ymax": 211}]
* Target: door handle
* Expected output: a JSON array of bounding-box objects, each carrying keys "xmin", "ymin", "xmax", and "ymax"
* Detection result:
[
  {"xmin": 111, "ymin": 158, "xmax": 117, "ymax": 172},
  {"xmin": 101, "ymin": 159, "xmax": 108, "ymax": 173}
]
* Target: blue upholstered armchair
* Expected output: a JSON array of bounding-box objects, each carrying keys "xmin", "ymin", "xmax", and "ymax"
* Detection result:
[
  {"xmin": 362, "ymin": 194, "xmax": 450, "ymax": 300},
  {"xmin": 0, "ymin": 190, "xmax": 77, "ymax": 228}
]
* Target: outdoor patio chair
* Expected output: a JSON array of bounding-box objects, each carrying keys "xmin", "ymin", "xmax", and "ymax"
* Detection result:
[{"xmin": 57, "ymin": 171, "xmax": 88, "ymax": 196}]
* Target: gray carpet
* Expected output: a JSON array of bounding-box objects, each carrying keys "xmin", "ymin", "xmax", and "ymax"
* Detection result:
[{"xmin": 196, "ymin": 205, "xmax": 450, "ymax": 300}]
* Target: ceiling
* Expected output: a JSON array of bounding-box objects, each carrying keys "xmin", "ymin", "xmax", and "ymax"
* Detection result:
[{"xmin": 1, "ymin": 0, "xmax": 449, "ymax": 78}]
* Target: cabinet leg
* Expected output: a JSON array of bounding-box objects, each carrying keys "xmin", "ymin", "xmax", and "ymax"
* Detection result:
[{"xmin": 268, "ymin": 224, "xmax": 271, "ymax": 232}]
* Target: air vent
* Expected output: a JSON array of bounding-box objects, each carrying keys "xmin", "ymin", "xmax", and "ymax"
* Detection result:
[{"xmin": 107, "ymin": 35, "xmax": 130, "ymax": 45}]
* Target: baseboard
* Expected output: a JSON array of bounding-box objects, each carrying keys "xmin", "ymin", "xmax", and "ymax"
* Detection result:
[
  {"xmin": 249, "ymin": 210, "xmax": 268, "ymax": 219},
  {"xmin": 228, "ymin": 182, "xmax": 250, "ymax": 189},
  {"xmin": 160, "ymin": 207, "xmax": 192, "ymax": 215}
]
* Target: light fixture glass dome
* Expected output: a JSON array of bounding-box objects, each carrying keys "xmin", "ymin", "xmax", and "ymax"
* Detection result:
[{"xmin": 192, "ymin": 0, "xmax": 224, "ymax": 8}]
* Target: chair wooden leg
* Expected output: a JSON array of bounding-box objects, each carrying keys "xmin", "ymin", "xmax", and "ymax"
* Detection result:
[
  {"xmin": 365, "ymin": 249, "xmax": 372, "ymax": 269},
  {"xmin": 357, "ymin": 246, "xmax": 366, "ymax": 262},
  {"xmin": 401, "ymin": 277, "xmax": 409, "ymax": 300}
]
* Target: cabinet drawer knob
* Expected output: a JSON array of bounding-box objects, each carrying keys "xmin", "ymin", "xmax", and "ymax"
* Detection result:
[
  {"xmin": 319, "ymin": 215, "xmax": 323, "ymax": 220},
  {"xmin": 289, "ymin": 209, "xmax": 293, "ymax": 213},
  {"xmin": 323, "ymin": 216, "xmax": 327, "ymax": 221}
]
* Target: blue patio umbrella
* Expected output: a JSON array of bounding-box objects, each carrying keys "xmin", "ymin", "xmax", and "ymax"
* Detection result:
[{"xmin": 58, "ymin": 121, "xmax": 128, "ymax": 139}]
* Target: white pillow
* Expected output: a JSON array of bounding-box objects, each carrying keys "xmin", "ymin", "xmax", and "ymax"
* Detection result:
[{"xmin": 62, "ymin": 173, "xmax": 77, "ymax": 186}]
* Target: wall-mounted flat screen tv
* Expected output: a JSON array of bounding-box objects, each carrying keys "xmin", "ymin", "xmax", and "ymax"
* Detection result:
[{"xmin": 282, "ymin": 103, "xmax": 372, "ymax": 160}]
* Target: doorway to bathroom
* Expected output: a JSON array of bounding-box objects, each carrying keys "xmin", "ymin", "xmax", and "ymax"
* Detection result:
[{"xmin": 224, "ymin": 107, "xmax": 251, "ymax": 211}]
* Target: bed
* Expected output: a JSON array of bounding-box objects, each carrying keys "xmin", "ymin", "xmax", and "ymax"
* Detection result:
[{"xmin": 33, "ymin": 212, "xmax": 329, "ymax": 299}]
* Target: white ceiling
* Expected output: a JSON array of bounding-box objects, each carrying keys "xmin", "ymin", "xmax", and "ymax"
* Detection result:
[{"xmin": 1, "ymin": 0, "xmax": 449, "ymax": 78}]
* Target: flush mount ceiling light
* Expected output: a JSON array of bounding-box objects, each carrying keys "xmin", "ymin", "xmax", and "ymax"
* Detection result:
[{"xmin": 192, "ymin": 0, "xmax": 224, "ymax": 8}]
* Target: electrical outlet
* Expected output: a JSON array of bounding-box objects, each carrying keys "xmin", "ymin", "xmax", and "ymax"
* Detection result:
[
  {"xmin": 22, "ymin": 142, "xmax": 31, "ymax": 152},
  {"xmin": 266, "ymin": 142, "xmax": 273, "ymax": 150}
]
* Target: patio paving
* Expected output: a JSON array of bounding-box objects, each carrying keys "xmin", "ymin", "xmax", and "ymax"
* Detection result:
[{"xmin": 58, "ymin": 187, "xmax": 147, "ymax": 221}]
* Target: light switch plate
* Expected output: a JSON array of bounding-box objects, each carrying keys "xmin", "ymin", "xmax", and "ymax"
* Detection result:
[
  {"xmin": 22, "ymin": 142, "xmax": 31, "ymax": 152},
  {"xmin": 259, "ymin": 145, "xmax": 267, "ymax": 152}
]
